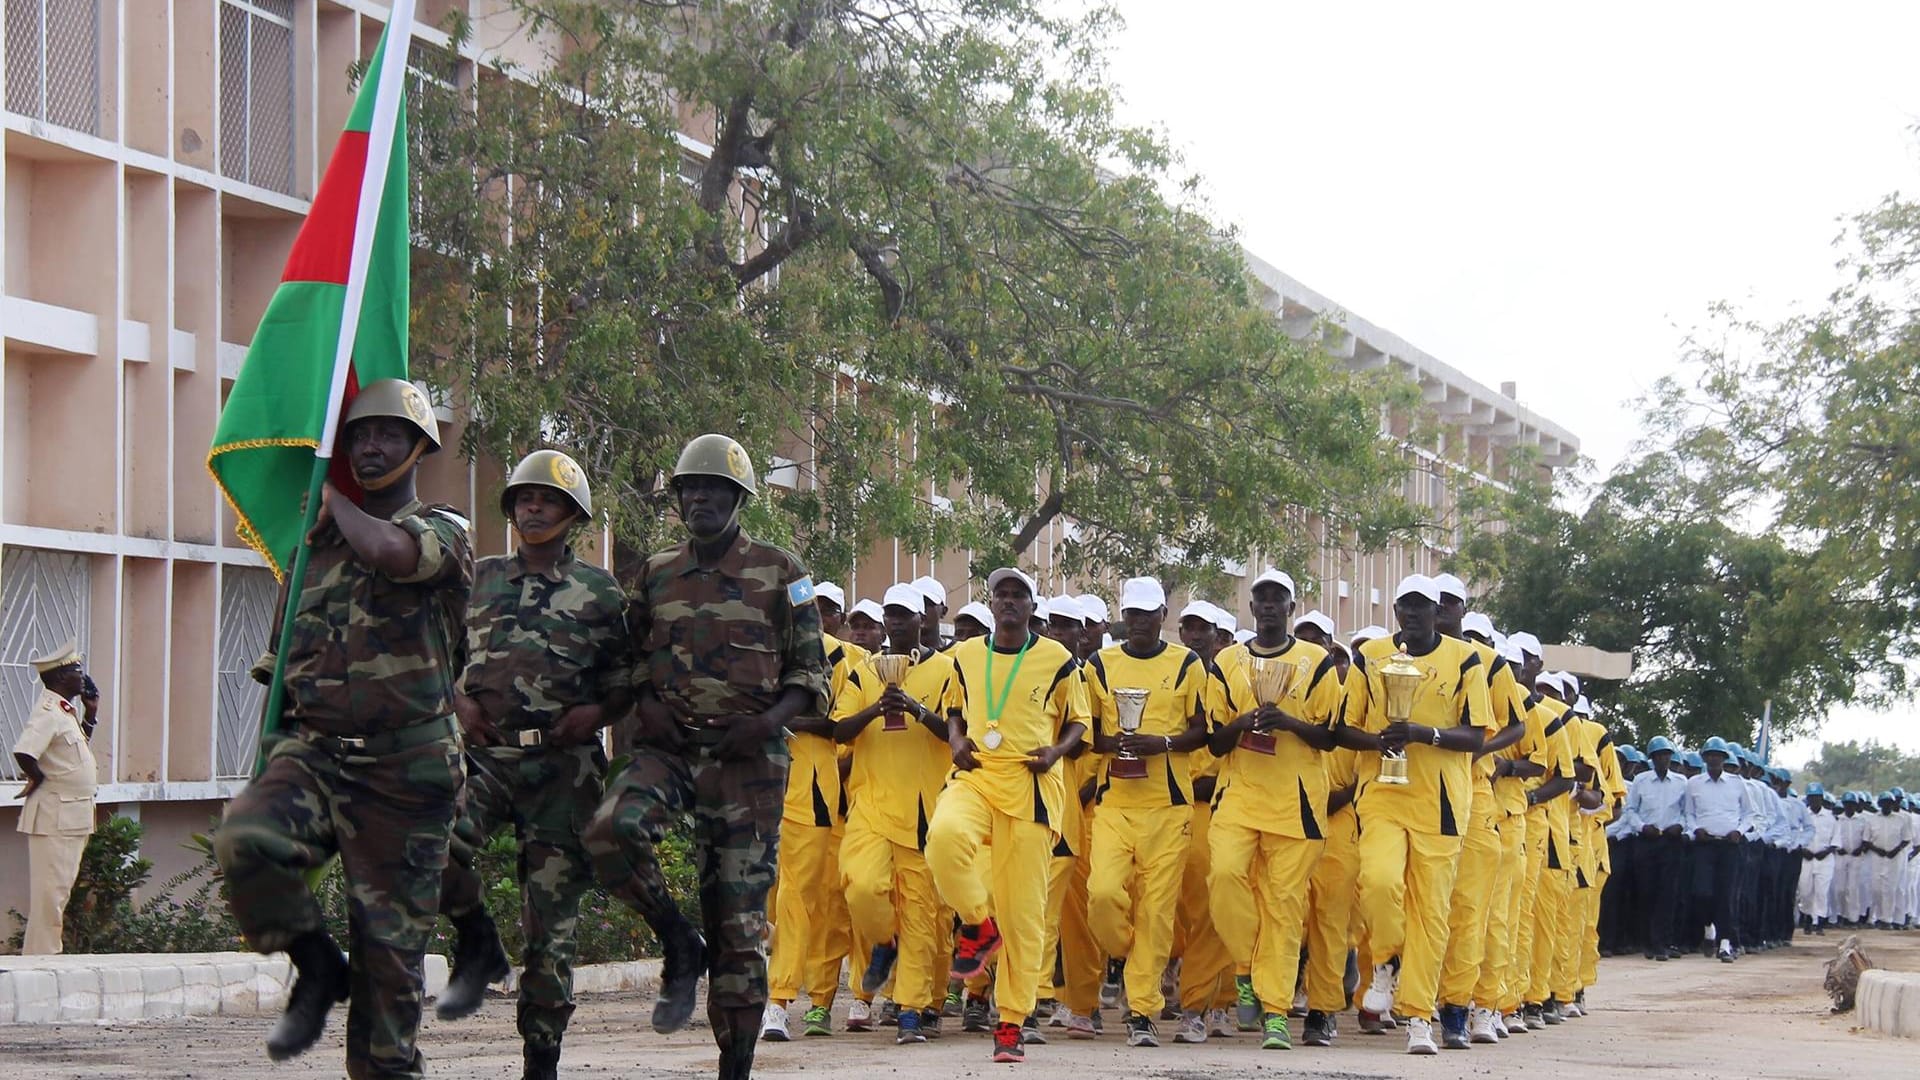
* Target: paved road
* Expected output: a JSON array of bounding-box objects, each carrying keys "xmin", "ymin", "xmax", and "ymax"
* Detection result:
[{"xmin": 3, "ymin": 930, "xmax": 1914, "ymax": 1078}]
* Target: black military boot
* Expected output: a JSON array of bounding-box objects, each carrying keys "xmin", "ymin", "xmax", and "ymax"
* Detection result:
[
  {"xmin": 436, "ymin": 911, "xmax": 512, "ymax": 1020},
  {"xmin": 716, "ymin": 1006, "xmax": 761, "ymax": 1080},
  {"xmin": 267, "ymin": 932, "xmax": 350, "ymax": 1061},
  {"xmin": 651, "ymin": 914, "xmax": 708, "ymax": 1034},
  {"xmin": 522, "ymin": 1040, "xmax": 562, "ymax": 1080}
]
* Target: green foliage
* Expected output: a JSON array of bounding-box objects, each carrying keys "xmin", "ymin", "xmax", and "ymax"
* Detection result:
[
  {"xmin": 406, "ymin": 0, "xmax": 1417, "ymax": 586},
  {"xmin": 7, "ymin": 815, "xmax": 154, "ymax": 954},
  {"xmin": 1796, "ymin": 740, "xmax": 1920, "ymax": 796}
]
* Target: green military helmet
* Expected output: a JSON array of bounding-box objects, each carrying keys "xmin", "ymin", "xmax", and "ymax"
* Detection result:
[
  {"xmin": 501, "ymin": 448, "xmax": 592, "ymax": 520},
  {"xmin": 672, "ymin": 433, "xmax": 757, "ymax": 498},
  {"xmin": 343, "ymin": 378, "xmax": 441, "ymax": 451}
]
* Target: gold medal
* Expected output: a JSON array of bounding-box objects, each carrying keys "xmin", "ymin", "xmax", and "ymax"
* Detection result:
[{"xmin": 983, "ymin": 729, "xmax": 1004, "ymax": 750}]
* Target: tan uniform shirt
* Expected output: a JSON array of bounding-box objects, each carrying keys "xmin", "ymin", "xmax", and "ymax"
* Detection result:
[{"xmin": 13, "ymin": 688, "xmax": 98, "ymax": 836}]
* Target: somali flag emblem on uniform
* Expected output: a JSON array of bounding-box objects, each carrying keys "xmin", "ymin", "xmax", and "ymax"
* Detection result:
[{"xmin": 787, "ymin": 576, "xmax": 817, "ymax": 606}]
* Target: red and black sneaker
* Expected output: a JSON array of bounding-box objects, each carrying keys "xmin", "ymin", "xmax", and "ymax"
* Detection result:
[
  {"xmin": 950, "ymin": 917, "xmax": 1004, "ymax": 981},
  {"xmin": 992, "ymin": 1020, "xmax": 1025, "ymax": 1063}
]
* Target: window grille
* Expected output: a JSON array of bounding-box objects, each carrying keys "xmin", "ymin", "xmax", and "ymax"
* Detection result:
[
  {"xmin": 215, "ymin": 566, "xmax": 275, "ymax": 778},
  {"xmin": 0, "ymin": 548, "xmax": 92, "ymax": 780},
  {"xmin": 4, "ymin": 0, "xmax": 101, "ymax": 135},
  {"xmin": 218, "ymin": 0, "xmax": 296, "ymax": 194}
]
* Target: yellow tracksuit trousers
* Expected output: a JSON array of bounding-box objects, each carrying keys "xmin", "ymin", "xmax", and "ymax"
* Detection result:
[
  {"xmin": 926, "ymin": 782, "xmax": 1053, "ymax": 1026},
  {"xmin": 1209, "ymin": 819, "xmax": 1321, "ymax": 1015},
  {"xmin": 1175, "ymin": 802, "xmax": 1237, "ymax": 1013},
  {"xmin": 1438, "ymin": 804, "xmax": 1502, "ymax": 1007},
  {"xmin": 1356, "ymin": 820, "xmax": 1463, "ymax": 1019},
  {"xmin": 769, "ymin": 821, "xmax": 839, "ymax": 1004},
  {"xmin": 840, "ymin": 812, "xmax": 942, "ymax": 1011},
  {"xmin": 1051, "ymin": 837, "xmax": 1104, "ymax": 1015},
  {"xmin": 1480, "ymin": 812, "xmax": 1526, "ymax": 1010},
  {"xmin": 1515, "ymin": 812, "xmax": 1551, "ymax": 1007},
  {"xmin": 1304, "ymin": 806, "xmax": 1360, "ymax": 1014},
  {"xmin": 1088, "ymin": 803, "xmax": 1191, "ymax": 1019},
  {"xmin": 1580, "ymin": 866, "xmax": 1606, "ymax": 989},
  {"xmin": 1528, "ymin": 862, "xmax": 1572, "ymax": 1004}
]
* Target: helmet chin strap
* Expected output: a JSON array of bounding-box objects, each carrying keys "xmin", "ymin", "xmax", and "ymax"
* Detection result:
[
  {"xmin": 683, "ymin": 506, "xmax": 742, "ymax": 542},
  {"xmin": 514, "ymin": 512, "xmax": 577, "ymax": 546},
  {"xmin": 357, "ymin": 439, "xmax": 427, "ymax": 493}
]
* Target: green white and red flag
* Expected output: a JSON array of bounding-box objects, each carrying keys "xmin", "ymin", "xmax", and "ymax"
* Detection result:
[{"xmin": 207, "ymin": 1, "xmax": 415, "ymax": 578}]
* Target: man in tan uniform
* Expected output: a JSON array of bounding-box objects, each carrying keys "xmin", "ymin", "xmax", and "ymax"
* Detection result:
[{"xmin": 11, "ymin": 640, "xmax": 101, "ymax": 954}]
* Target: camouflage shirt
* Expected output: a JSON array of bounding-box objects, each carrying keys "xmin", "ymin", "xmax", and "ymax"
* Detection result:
[
  {"xmin": 278, "ymin": 499, "xmax": 473, "ymax": 735},
  {"xmin": 460, "ymin": 546, "xmax": 632, "ymax": 730},
  {"xmin": 631, "ymin": 529, "xmax": 829, "ymax": 724}
]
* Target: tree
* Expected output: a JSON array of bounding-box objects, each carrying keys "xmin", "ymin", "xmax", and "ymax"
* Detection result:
[
  {"xmin": 407, "ymin": 0, "xmax": 1417, "ymax": 583},
  {"xmin": 1797, "ymin": 740, "xmax": 1920, "ymax": 796}
]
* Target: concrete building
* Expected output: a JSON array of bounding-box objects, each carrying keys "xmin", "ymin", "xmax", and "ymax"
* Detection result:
[{"xmin": 0, "ymin": 0, "xmax": 1577, "ymax": 930}]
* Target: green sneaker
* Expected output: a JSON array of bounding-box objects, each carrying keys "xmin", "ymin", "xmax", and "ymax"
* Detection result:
[
  {"xmin": 803, "ymin": 1005, "xmax": 833, "ymax": 1036},
  {"xmin": 1261, "ymin": 1012, "xmax": 1292, "ymax": 1050},
  {"xmin": 1235, "ymin": 977, "xmax": 1260, "ymax": 1032}
]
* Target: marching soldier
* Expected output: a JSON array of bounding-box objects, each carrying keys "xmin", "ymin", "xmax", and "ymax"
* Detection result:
[
  {"xmin": 433, "ymin": 450, "xmax": 632, "ymax": 1080},
  {"xmin": 11, "ymin": 640, "xmax": 101, "ymax": 955},
  {"xmin": 583, "ymin": 434, "xmax": 830, "ymax": 1080},
  {"xmin": 215, "ymin": 379, "xmax": 473, "ymax": 1078}
]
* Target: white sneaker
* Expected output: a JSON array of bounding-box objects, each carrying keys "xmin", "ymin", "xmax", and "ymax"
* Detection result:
[
  {"xmin": 1047, "ymin": 1004, "xmax": 1072, "ymax": 1028},
  {"xmin": 1491, "ymin": 1010, "xmax": 1510, "ymax": 1038},
  {"xmin": 1405, "ymin": 1016, "xmax": 1438, "ymax": 1055},
  {"xmin": 1173, "ymin": 1011, "xmax": 1207, "ymax": 1044},
  {"xmin": 1469, "ymin": 1007, "xmax": 1499, "ymax": 1044},
  {"xmin": 761, "ymin": 1002, "xmax": 791, "ymax": 1042},
  {"xmin": 1361, "ymin": 963, "xmax": 1398, "ymax": 1015},
  {"xmin": 1205, "ymin": 1008, "xmax": 1237, "ymax": 1038},
  {"xmin": 1563, "ymin": 1000, "xmax": 1584, "ymax": 1018},
  {"xmin": 845, "ymin": 998, "xmax": 873, "ymax": 1031},
  {"xmin": 1503, "ymin": 1010, "xmax": 1529, "ymax": 1035}
]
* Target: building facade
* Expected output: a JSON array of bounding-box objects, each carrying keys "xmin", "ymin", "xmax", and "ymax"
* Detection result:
[{"xmin": 0, "ymin": 0, "xmax": 1577, "ymax": 929}]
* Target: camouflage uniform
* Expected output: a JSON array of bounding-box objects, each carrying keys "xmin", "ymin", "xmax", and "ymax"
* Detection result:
[
  {"xmin": 216, "ymin": 500, "xmax": 472, "ymax": 1080},
  {"xmin": 441, "ymin": 546, "xmax": 631, "ymax": 1048},
  {"xmin": 583, "ymin": 529, "xmax": 830, "ymax": 1031}
]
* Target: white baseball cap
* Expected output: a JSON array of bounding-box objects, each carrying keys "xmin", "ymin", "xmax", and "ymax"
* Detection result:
[
  {"xmin": 1233, "ymin": 628, "xmax": 1255, "ymax": 645},
  {"xmin": 1562, "ymin": 672, "xmax": 1582, "ymax": 696},
  {"xmin": 849, "ymin": 599, "xmax": 885, "ymax": 624},
  {"xmin": 1433, "ymin": 572, "xmax": 1468, "ymax": 600},
  {"xmin": 1508, "ymin": 631, "xmax": 1543, "ymax": 657},
  {"xmin": 1033, "ymin": 597, "xmax": 1052, "ymax": 621},
  {"xmin": 1500, "ymin": 640, "xmax": 1525, "ymax": 665},
  {"xmin": 1213, "ymin": 608, "xmax": 1239, "ymax": 633},
  {"xmin": 1294, "ymin": 609, "xmax": 1336, "ymax": 638},
  {"xmin": 883, "ymin": 583, "xmax": 927, "ymax": 612},
  {"xmin": 1077, "ymin": 594, "xmax": 1110, "ymax": 622},
  {"xmin": 1351, "ymin": 624, "xmax": 1389, "ymax": 645},
  {"xmin": 1461, "ymin": 612, "xmax": 1495, "ymax": 640},
  {"xmin": 1178, "ymin": 600, "xmax": 1216, "ymax": 624},
  {"xmin": 911, "ymin": 575, "xmax": 948, "ymax": 607},
  {"xmin": 1049, "ymin": 595, "xmax": 1087, "ymax": 623},
  {"xmin": 1574, "ymin": 694, "xmax": 1592, "ymax": 715},
  {"xmin": 815, "ymin": 582, "xmax": 846, "ymax": 609},
  {"xmin": 1536, "ymin": 671, "xmax": 1566, "ymax": 695},
  {"xmin": 1251, "ymin": 567, "xmax": 1297, "ymax": 595},
  {"xmin": 955, "ymin": 601, "xmax": 992, "ymax": 629},
  {"xmin": 985, "ymin": 567, "xmax": 1036, "ymax": 598},
  {"xmin": 1394, "ymin": 574, "xmax": 1439, "ymax": 604},
  {"xmin": 1119, "ymin": 576, "xmax": 1167, "ymax": 613}
]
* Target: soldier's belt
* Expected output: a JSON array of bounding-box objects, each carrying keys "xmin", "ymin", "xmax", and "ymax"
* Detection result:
[
  {"xmin": 505, "ymin": 728, "xmax": 549, "ymax": 748},
  {"xmin": 293, "ymin": 715, "xmax": 456, "ymax": 757}
]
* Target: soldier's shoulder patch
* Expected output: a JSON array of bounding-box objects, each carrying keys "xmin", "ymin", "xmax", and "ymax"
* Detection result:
[
  {"xmin": 59, "ymin": 700, "xmax": 75, "ymax": 715},
  {"xmin": 787, "ymin": 576, "xmax": 817, "ymax": 607}
]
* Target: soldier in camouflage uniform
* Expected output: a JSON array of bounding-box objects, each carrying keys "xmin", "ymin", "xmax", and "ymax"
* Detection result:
[
  {"xmin": 431, "ymin": 449, "xmax": 632, "ymax": 1080},
  {"xmin": 214, "ymin": 380, "xmax": 473, "ymax": 1080},
  {"xmin": 584, "ymin": 433, "xmax": 831, "ymax": 1080}
]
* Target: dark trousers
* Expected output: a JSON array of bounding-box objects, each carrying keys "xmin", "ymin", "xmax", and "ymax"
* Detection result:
[
  {"xmin": 1599, "ymin": 835, "xmax": 1636, "ymax": 953},
  {"xmin": 1634, "ymin": 833, "xmax": 1687, "ymax": 953},
  {"xmin": 1693, "ymin": 840, "xmax": 1744, "ymax": 947}
]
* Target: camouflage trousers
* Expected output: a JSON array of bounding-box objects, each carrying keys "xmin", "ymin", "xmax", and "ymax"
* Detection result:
[
  {"xmin": 216, "ymin": 728, "xmax": 463, "ymax": 1080},
  {"xmin": 441, "ymin": 741, "xmax": 604, "ymax": 1048},
  {"xmin": 583, "ymin": 728, "xmax": 788, "ymax": 1010}
]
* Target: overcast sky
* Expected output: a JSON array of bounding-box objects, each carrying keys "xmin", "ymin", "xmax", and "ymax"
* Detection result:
[{"xmin": 1101, "ymin": 1, "xmax": 1920, "ymax": 762}]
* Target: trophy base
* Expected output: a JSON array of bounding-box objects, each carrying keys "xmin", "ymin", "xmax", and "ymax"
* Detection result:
[
  {"xmin": 1109, "ymin": 757, "xmax": 1149, "ymax": 780},
  {"xmin": 883, "ymin": 714, "xmax": 908, "ymax": 731},
  {"xmin": 1239, "ymin": 732, "xmax": 1277, "ymax": 756},
  {"xmin": 1375, "ymin": 775, "xmax": 1412, "ymax": 786}
]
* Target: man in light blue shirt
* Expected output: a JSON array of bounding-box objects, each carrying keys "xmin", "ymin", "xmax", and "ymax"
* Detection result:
[
  {"xmin": 1627, "ymin": 737, "xmax": 1689, "ymax": 959},
  {"xmin": 1684, "ymin": 739, "xmax": 1758, "ymax": 961}
]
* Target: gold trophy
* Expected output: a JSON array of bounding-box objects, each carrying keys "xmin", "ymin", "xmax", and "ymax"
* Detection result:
[
  {"xmin": 1111, "ymin": 687, "xmax": 1151, "ymax": 779},
  {"xmin": 1376, "ymin": 651, "xmax": 1424, "ymax": 785},
  {"xmin": 1244, "ymin": 657, "xmax": 1300, "ymax": 755},
  {"xmin": 871, "ymin": 652, "xmax": 914, "ymax": 730}
]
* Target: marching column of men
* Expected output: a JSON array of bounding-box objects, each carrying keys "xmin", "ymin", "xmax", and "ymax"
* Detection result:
[{"xmin": 213, "ymin": 426, "xmax": 1907, "ymax": 1078}]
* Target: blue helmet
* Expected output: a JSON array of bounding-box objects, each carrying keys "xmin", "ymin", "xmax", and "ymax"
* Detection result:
[
  {"xmin": 1893, "ymin": 786, "xmax": 1907, "ymax": 798},
  {"xmin": 1806, "ymin": 783, "xmax": 1825, "ymax": 797},
  {"xmin": 1702, "ymin": 736, "xmax": 1732, "ymax": 757},
  {"xmin": 1684, "ymin": 752, "xmax": 1705, "ymax": 769},
  {"xmin": 1646, "ymin": 735, "xmax": 1677, "ymax": 755},
  {"xmin": 1788, "ymin": 787, "xmax": 1799, "ymax": 798}
]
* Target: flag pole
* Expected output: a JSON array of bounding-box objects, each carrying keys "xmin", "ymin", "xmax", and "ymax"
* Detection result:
[{"xmin": 253, "ymin": 0, "xmax": 419, "ymax": 775}]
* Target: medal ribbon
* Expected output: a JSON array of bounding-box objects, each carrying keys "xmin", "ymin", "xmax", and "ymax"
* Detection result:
[{"xmin": 982, "ymin": 633, "xmax": 1033, "ymax": 744}]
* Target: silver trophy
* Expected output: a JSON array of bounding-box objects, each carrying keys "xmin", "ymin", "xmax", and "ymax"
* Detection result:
[{"xmin": 1112, "ymin": 687, "xmax": 1151, "ymax": 779}]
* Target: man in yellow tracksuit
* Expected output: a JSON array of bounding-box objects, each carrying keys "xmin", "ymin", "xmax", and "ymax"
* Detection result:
[
  {"xmin": 927, "ymin": 567, "xmax": 1089, "ymax": 1065},
  {"xmin": 1082, "ymin": 576, "xmax": 1208, "ymax": 1049},
  {"xmin": 1484, "ymin": 634, "xmax": 1549, "ymax": 1037},
  {"xmin": 1525, "ymin": 670, "xmax": 1585, "ymax": 1026},
  {"xmin": 835, "ymin": 584, "xmax": 962, "ymax": 1044},
  {"xmin": 1572, "ymin": 696, "xmax": 1626, "ymax": 1014},
  {"xmin": 1207, "ymin": 569, "xmax": 1344, "ymax": 1052},
  {"xmin": 1433, "ymin": 594, "xmax": 1532, "ymax": 1049},
  {"xmin": 763, "ymin": 615, "xmax": 863, "ymax": 1039},
  {"xmin": 1170, "ymin": 601, "xmax": 1241, "ymax": 1044},
  {"xmin": 1347, "ymin": 574, "xmax": 1494, "ymax": 1056}
]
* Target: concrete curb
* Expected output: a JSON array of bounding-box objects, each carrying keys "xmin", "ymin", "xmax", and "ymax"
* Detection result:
[
  {"xmin": 1856, "ymin": 969, "xmax": 1920, "ymax": 1039},
  {"xmin": 0, "ymin": 952, "xmax": 660, "ymax": 1024}
]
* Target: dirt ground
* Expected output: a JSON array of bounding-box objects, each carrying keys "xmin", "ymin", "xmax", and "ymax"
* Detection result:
[{"xmin": 3, "ymin": 930, "xmax": 1916, "ymax": 1079}]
